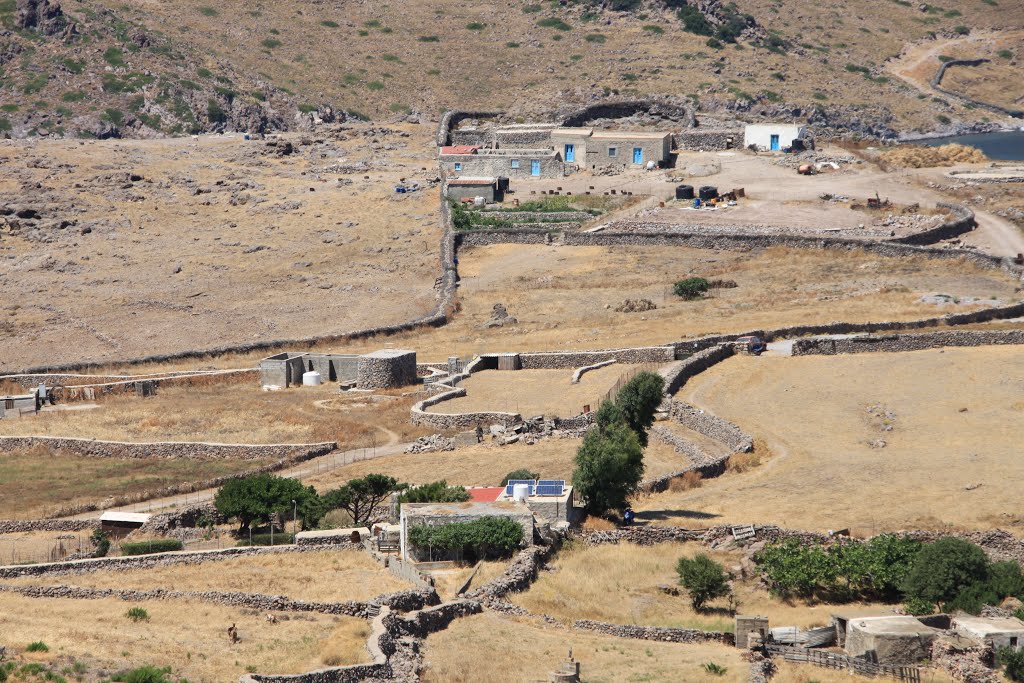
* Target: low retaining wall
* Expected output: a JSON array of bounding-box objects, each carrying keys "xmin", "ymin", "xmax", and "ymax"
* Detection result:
[
  {"xmin": 465, "ymin": 545, "xmax": 555, "ymax": 602},
  {"xmin": 931, "ymin": 58, "xmax": 1023, "ymax": 119},
  {"xmin": 0, "ymin": 436, "xmax": 336, "ymax": 461},
  {"xmin": 572, "ymin": 359, "xmax": 616, "ymax": 384},
  {"xmin": 574, "ymin": 619, "xmax": 733, "ymax": 645},
  {"xmin": 890, "ymin": 202, "xmax": 976, "ymax": 246},
  {"xmin": 791, "ymin": 329, "xmax": 1024, "ymax": 356},
  {"xmin": 456, "ymin": 229, "xmax": 552, "ymax": 247},
  {"xmin": 641, "ymin": 427, "xmax": 731, "ymax": 493},
  {"xmin": 0, "ymin": 519, "xmax": 98, "ymax": 534},
  {"xmin": 410, "ymin": 387, "xmax": 521, "ymax": 429},
  {"xmin": 668, "ymin": 400, "xmax": 753, "ymax": 453},
  {"xmin": 660, "ymin": 344, "xmax": 734, "ymax": 395},
  {"xmin": 519, "ymin": 346, "xmax": 675, "ymax": 369}
]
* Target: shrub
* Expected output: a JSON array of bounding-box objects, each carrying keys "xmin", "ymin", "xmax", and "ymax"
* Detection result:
[
  {"xmin": 26, "ymin": 641, "xmax": 49, "ymax": 652},
  {"xmin": 572, "ymin": 412, "xmax": 643, "ymax": 516},
  {"xmin": 400, "ymin": 480, "xmax": 469, "ymax": 503},
  {"xmin": 673, "ymin": 277, "xmax": 711, "ymax": 300},
  {"xmin": 22, "ymin": 73, "xmax": 48, "ymax": 95},
  {"xmin": 120, "ymin": 539, "xmax": 183, "ymax": 556},
  {"xmin": 936, "ymin": 114, "xmax": 951, "ymax": 125},
  {"xmin": 418, "ymin": 35, "xmax": 440, "ymax": 42},
  {"xmin": 101, "ymin": 108, "xmax": 124, "ymax": 126},
  {"xmin": 367, "ymin": 81, "xmax": 385, "ymax": 91},
  {"xmin": 101, "ymin": 73, "xmax": 155, "ymax": 93},
  {"xmin": 997, "ymin": 49, "xmax": 1013, "ymax": 59},
  {"xmin": 702, "ymin": 662, "xmax": 728, "ymax": 676},
  {"xmin": 111, "ymin": 665, "xmax": 174, "ymax": 683},
  {"xmin": 125, "ymin": 607, "xmax": 150, "ymax": 622},
  {"xmin": 0, "ymin": 117, "xmax": 11, "ymax": 132},
  {"xmin": 321, "ymin": 20, "xmax": 339, "ymax": 27},
  {"xmin": 91, "ymin": 528, "xmax": 111, "ymax": 557},
  {"xmin": 677, "ymin": 554, "xmax": 731, "ymax": 610},
  {"xmin": 537, "ymin": 17, "xmax": 572, "ymax": 31},
  {"xmin": 466, "ymin": 22, "xmax": 486, "ymax": 30},
  {"xmin": 904, "ymin": 596, "xmax": 935, "ymax": 615},
  {"xmin": 642, "ymin": 24, "xmax": 663, "ymax": 34},
  {"xmin": 1000, "ymin": 647, "xmax": 1024, "ymax": 682},
  {"xmin": 522, "ymin": 3, "xmax": 542, "ymax": 12},
  {"xmin": 675, "ymin": 4, "xmax": 712, "ymax": 36},
  {"xmin": 506, "ymin": 42, "xmax": 520, "ymax": 48},
  {"xmin": 260, "ymin": 38, "xmax": 281, "ymax": 49},
  {"xmin": 812, "ymin": 91, "xmax": 828, "ymax": 101},
  {"xmin": 903, "ymin": 537, "xmax": 989, "ymax": 607},
  {"xmin": 103, "ymin": 47, "xmax": 125, "ymax": 67},
  {"xmin": 198, "ymin": 6, "xmax": 217, "ymax": 16},
  {"xmin": 501, "ymin": 469, "xmax": 540, "ymax": 486},
  {"xmin": 407, "ymin": 516, "xmax": 523, "ymax": 561},
  {"xmin": 206, "ymin": 98, "xmax": 226, "ymax": 124},
  {"xmin": 61, "ymin": 57, "xmax": 85, "ymax": 74},
  {"xmin": 236, "ymin": 533, "xmax": 295, "ymax": 547},
  {"xmin": 953, "ymin": 25, "xmax": 969, "ymax": 35},
  {"xmin": 584, "ymin": 33, "xmax": 606, "ymax": 43}
]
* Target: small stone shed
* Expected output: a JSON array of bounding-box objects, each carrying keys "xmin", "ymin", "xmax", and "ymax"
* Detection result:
[
  {"xmin": 356, "ymin": 349, "xmax": 417, "ymax": 389},
  {"xmin": 260, "ymin": 349, "xmax": 417, "ymax": 390},
  {"xmin": 743, "ymin": 123, "xmax": 808, "ymax": 152},
  {"xmin": 0, "ymin": 390, "xmax": 41, "ymax": 419},
  {"xmin": 441, "ymin": 148, "xmax": 563, "ymax": 179},
  {"xmin": 952, "ymin": 614, "xmax": 1024, "ymax": 650},
  {"xmin": 399, "ymin": 501, "xmax": 534, "ymax": 562},
  {"xmin": 445, "ymin": 177, "xmax": 502, "ymax": 203},
  {"xmin": 550, "ymin": 128, "xmax": 672, "ymax": 169},
  {"xmin": 836, "ymin": 614, "xmax": 943, "ymax": 665}
]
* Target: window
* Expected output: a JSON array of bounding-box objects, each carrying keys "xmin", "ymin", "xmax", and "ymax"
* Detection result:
[
  {"xmin": 607, "ymin": 146, "xmax": 617, "ymax": 157},
  {"xmin": 1013, "ymin": 637, "xmax": 1019, "ymax": 648},
  {"xmin": 454, "ymin": 162, "xmax": 462, "ymax": 171},
  {"xmin": 510, "ymin": 159, "xmax": 520, "ymax": 169}
]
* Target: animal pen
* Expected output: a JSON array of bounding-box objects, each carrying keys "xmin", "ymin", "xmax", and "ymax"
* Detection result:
[{"xmin": 766, "ymin": 644, "xmax": 922, "ymax": 682}]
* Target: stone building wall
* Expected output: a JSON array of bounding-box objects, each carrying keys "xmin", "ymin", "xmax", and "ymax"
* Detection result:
[
  {"xmin": 675, "ymin": 129, "xmax": 740, "ymax": 151},
  {"xmin": 356, "ymin": 350, "xmax": 417, "ymax": 389}
]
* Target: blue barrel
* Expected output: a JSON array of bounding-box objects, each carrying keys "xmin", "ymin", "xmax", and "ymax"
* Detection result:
[{"xmin": 693, "ymin": 198, "xmax": 701, "ymax": 208}]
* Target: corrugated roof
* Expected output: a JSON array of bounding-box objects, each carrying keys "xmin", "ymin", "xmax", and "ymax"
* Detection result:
[{"xmin": 440, "ymin": 145, "xmax": 481, "ymax": 155}]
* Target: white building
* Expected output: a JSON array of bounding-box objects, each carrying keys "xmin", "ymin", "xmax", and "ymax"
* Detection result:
[
  {"xmin": 952, "ymin": 614, "xmax": 1024, "ymax": 651},
  {"xmin": 744, "ymin": 123, "xmax": 808, "ymax": 152}
]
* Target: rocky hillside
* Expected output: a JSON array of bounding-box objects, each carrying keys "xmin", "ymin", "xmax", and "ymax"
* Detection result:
[
  {"xmin": 0, "ymin": 0, "xmax": 1020, "ymax": 138},
  {"xmin": 0, "ymin": 0, "xmax": 315, "ymax": 138}
]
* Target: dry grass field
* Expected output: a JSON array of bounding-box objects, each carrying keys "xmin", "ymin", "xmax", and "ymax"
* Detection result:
[
  {"xmin": 430, "ymin": 560, "xmax": 510, "ymax": 601},
  {"xmin": 772, "ymin": 662, "xmax": 959, "ymax": 683},
  {"xmin": 0, "ymin": 124, "xmax": 439, "ymax": 372},
  {"xmin": 0, "ymin": 378, "xmax": 431, "ymax": 446},
  {"xmin": 0, "ymin": 445, "xmax": 269, "ymax": 519},
  {"xmin": 432, "ymin": 365, "xmax": 646, "ymax": 418},
  {"xmin": 8, "ymin": 549, "xmax": 412, "ymax": 603},
  {"xmin": 512, "ymin": 542, "xmax": 890, "ymax": 632},
  {"xmin": 421, "ymin": 611, "xmax": 748, "ymax": 683},
  {"xmin": 304, "ymin": 435, "xmax": 688, "ymax": 490},
  {"xmin": 0, "ymin": 593, "xmax": 370, "ymax": 680},
  {"xmin": 637, "ymin": 346, "xmax": 1024, "ymax": 534}
]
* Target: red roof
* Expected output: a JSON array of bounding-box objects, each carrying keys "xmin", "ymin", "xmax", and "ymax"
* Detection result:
[
  {"xmin": 449, "ymin": 178, "xmax": 495, "ymax": 186},
  {"xmin": 466, "ymin": 487, "xmax": 504, "ymax": 502},
  {"xmin": 440, "ymin": 145, "xmax": 481, "ymax": 155}
]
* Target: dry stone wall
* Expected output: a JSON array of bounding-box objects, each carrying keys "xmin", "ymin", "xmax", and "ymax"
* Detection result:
[
  {"xmin": 0, "ymin": 436, "xmax": 336, "ymax": 461},
  {"xmin": 676, "ymin": 130, "xmax": 739, "ymax": 151},
  {"xmin": 573, "ymin": 619, "xmax": 733, "ymax": 645},
  {"xmin": 465, "ymin": 545, "xmax": 555, "ymax": 603},
  {"xmin": 792, "ymin": 329, "xmax": 1024, "ymax": 356},
  {"xmin": 668, "ymin": 400, "xmax": 754, "ymax": 453},
  {"xmin": 0, "ymin": 519, "xmax": 97, "ymax": 533},
  {"xmin": 660, "ymin": 344, "xmax": 734, "ymax": 395},
  {"xmin": 891, "ymin": 202, "xmax": 976, "ymax": 246},
  {"xmin": 519, "ymin": 346, "xmax": 675, "ymax": 369},
  {"xmin": 410, "ymin": 387, "xmax": 522, "ymax": 429}
]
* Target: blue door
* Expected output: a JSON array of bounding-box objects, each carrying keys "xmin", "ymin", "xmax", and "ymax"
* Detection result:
[
  {"xmin": 770, "ymin": 134, "xmax": 780, "ymax": 151},
  {"xmin": 564, "ymin": 144, "xmax": 575, "ymax": 163},
  {"xmin": 633, "ymin": 147, "xmax": 643, "ymax": 164},
  {"xmin": 531, "ymin": 160, "xmax": 540, "ymax": 177}
]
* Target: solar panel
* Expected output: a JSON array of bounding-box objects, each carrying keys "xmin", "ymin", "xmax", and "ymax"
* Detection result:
[
  {"xmin": 505, "ymin": 479, "xmax": 536, "ymax": 496},
  {"xmin": 535, "ymin": 480, "xmax": 565, "ymax": 496}
]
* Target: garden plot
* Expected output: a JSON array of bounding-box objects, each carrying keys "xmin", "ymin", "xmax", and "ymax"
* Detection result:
[
  {"xmin": 7, "ymin": 549, "xmax": 412, "ymax": 603},
  {"xmin": 637, "ymin": 345, "xmax": 1024, "ymax": 534},
  {"xmin": 421, "ymin": 610, "xmax": 748, "ymax": 683},
  {"xmin": 0, "ymin": 593, "xmax": 370, "ymax": 680}
]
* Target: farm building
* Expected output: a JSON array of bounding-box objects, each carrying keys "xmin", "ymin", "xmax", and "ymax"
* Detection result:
[
  {"xmin": 495, "ymin": 481, "xmax": 579, "ymax": 526},
  {"xmin": 399, "ymin": 501, "xmax": 534, "ymax": 562},
  {"xmin": 549, "ymin": 128, "xmax": 672, "ymax": 169},
  {"xmin": 259, "ymin": 349, "xmax": 417, "ymax": 390},
  {"xmin": 744, "ymin": 123, "xmax": 809, "ymax": 152},
  {"xmin": 440, "ymin": 147, "xmax": 564, "ymax": 179},
  {"xmin": 445, "ymin": 177, "xmax": 503, "ymax": 203},
  {"xmin": 952, "ymin": 614, "xmax": 1024, "ymax": 650},
  {"xmin": 0, "ymin": 390, "xmax": 42, "ymax": 419},
  {"xmin": 835, "ymin": 614, "xmax": 943, "ymax": 665}
]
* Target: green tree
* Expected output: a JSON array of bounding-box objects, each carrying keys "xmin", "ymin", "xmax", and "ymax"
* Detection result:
[
  {"xmin": 903, "ymin": 537, "xmax": 989, "ymax": 607},
  {"xmin": 614, "ymin": 371, "xmax": 664, "ymax": 447},
  {"xmin": 399, "ymin": 480, "xmax": 470, "ymax": 503},
  {"xmin": 91, "ymin": 528, "xmax": 111, "ymax": 557},
  {"xmin": 1000, "ymin": 646, "xmax": 1024, "ymax": 682},
  {"xmin": 572, "ymin": 418, "xmax": 643, "ymax": 516},
  {"xmin": 408, "ymin": 516, "xmax": 524, "ymax": 561},
  {"xmin": 501, "ymin": 469, "xmax": 540, "ymax": 486},
  {"xmin": 673, "ymin": 277, "xmax": 711, "ymax": 300},
  {"xmin": 214, "ymin": 474, "xmax": 317, "ymax": 532},
  {"xmin": 321, "ymin": 474, "xmax": 402, "ymax": 526},
  {"xmin": 677, "ymin": 553, "xmax": 731, "ymax": 610}
]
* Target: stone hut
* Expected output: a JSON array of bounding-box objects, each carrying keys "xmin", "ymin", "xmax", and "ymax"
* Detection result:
[
  {"xmin": 836, "ymin": 614, "xmax": 943, "ymax": 665},
  {"xmin": 356, "ymin": 349, "xmax": 417, "ymax": 390}
]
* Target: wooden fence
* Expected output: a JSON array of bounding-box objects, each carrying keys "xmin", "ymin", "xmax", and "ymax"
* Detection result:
[
  {"xmin": 596, "ymin": 364, "xmax": 660, "ymax": 407},
  {"xmin": 766, "ymin": 644, "xmax": 921, "ymax": 682}
]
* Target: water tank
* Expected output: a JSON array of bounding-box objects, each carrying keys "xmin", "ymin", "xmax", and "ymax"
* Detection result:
[
  {"xmin": 675, "ymin": 184, "xmax": 694, "ymax": 200},
  {"xmin": 699, "ymin": 185, "xmax": 719, "ymax": 200},
  {"xmin": 473, "ymin": 196, "xmax": 486, "ymax": 207},
  {"xmin": 302, "ymin": 370, "xmax": 322, "ymax": 386},
  {"xmin": 512, "ymin": 484, "xmax": 530, "ymax": 503}
]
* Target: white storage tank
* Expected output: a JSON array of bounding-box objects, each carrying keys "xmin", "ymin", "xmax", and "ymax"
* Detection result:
[
  {"xmin": 302, "ymin": 370, "xmax": 322, "ymax": 386},
  {"xmin": 512, "ymin": 483, "xmax": 530, "ymax": 503}
]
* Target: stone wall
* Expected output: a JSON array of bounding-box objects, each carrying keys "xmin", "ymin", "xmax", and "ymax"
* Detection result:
[
  {"xmin": 660, "ymin": 344, "xmax": 734, "ymax": 395},
  {"xmin": 410, "ymin": 387, "xmax": 522, "ymax": 430},
  {"xmin": 571, "ymin": 359, "xmax": 616, "ymax": 384},
  {"xmin": 495, "ymin": 129, "xmax": 554, "ymax": 148},
  {"xmin": 456, "ymin": 229, "xmax": 552, "ymax": 246},
  {"xmin": 675, "ymin": 130, "xmax": 739, "ymax": 151},
  {"xmin": 356, "ymin": 350, "xmax": 417, "ymax": 390},
  {"xmin": 465, "ymin": 545, "xmax": 555, "ymax": 603},
  {"xmin": 641, "ymin": 426, "xmax": 732, "ymax": 493},
  {"xmin": 931, "ymin": 59, "xmax": 1023, "ymax": 119},
  {"xmin": 930, "ymin": 639, "xmax": 999, "ymax": 683},
  {"xmin": 890, "ymin": 202, "xmax": 976, "ymax": 246},
  {"xmin": 436, "ymin": 109, "xmax": 502, "ymax": 147},
  {"xmin": 481, "ymin": 210, "xmax": 593, "ymax": 223},
  {"xmin": 559, "ymin": 98, "xmax": 695, "ymax": 128},
  {"xmin": 668, "ymin": 400, "xmax": 754, "ymax": 453},
  {"xmin": 0, "ymin": 436, "xmax": 336, "ymax": 461},
  {"xmin": 0, "ymin": 519, "xmax": 98, "ymax": 534},
  {"xmin": 791, "ymin": 329, "xmax": 1024, "ymax": 356},
  {"xmin": 573, "ymin": 619, "xmax": 733, "ymax": 645},
  {"xmin": 518, "ymin": 346, "xmax": 675, "ymax": 369}
]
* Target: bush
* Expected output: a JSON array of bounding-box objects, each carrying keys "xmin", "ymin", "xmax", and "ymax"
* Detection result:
[
  {"xmin": 198, "ymin": 6, "xmax": 217, "ymax": 15},
  {"xmin": 702, "ymin": 662, "xmax": 728, "ymax": 676},
  {"xmin": 91, "ymin": 528, "xmax": 110, "ymax": 557},
  {"xmin": 466, "ymin": 22, "xmax": 486, "ymax": 30},
  {"xmin": 25, "ymin": 641, "xmax": 48, "ymax": 652},
  {"xmin": 673, "ymin": 277, "xmax": 711, "ymax": 300},
  {"xmin": 260, "ymin": 38, "xmax": 281, "ymax": 49},
  {"xmin": 125, "ymin": 607, "xmax": 150, "ymax": 622},
  {"xmin": 572, "ymin": 413, "xmax": 643, "ymax": 516},
  {"xmin": 537, "ymin": 17, "xmax": 572, "ymax": 31},
  {"xmin": 675, "ymin": 4, "xmax": 712, "ymax": 36},
  {"xmin": 400, "ymin": 480, "xmax": 469, "ymax": 503},
  {"xmin": 236, "ymin": 533, "xmax": 295, "ymax": 547},
  {"xmin": 103, "ymin": 47, "xmax": 125, "ymax": 67},
  {"xmin": 1000, "ymin": 647, "xmax": 1024, "ymax": 682},
  {"xmin": 102, "ymin": 108, "xmax": 124, "ymax": 126},
  {"xmin": 614, "ymin": 371, "xmax": 664, "ymax": 447},
  {"xmin": 120, "ymin": 539, "xmax": 184, "ymax": 556},
  {"xmin": 207, "ymin": 98, "xmax": 226, "ymax": 124},
  {"xmin": 903, "ymin": 537, "xmax": 989, "ymax": 607},
  {"xmin": 936, "ymin": 114, "xmax": 951, "ymax": 125},
  {"xmin": 501, "ymin": 469, "xmax": 540, "ymax": 486},
  {"xmin": 408, "ymin": 516, "xmax": 523, "ymax": 561},
  {"xmin": 111, "ymin": 665, "xmax": 174, "ymax": 683},
  {"xmin": 418, "ymin": 35, "xmax": 440, "ymax": 42},
  {"xmin": 584, "ymin": 33, "xmax": 606, "ymax": 43},
  {"xmin": 904, "ymin": 596, "xmax": 935, "ymax": 615},
  {"xmin": 677, "ymin": 554, "xmax": 731, "ymax": 610}
]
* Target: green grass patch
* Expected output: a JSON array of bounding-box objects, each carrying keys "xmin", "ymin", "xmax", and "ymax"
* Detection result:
[
  {"xmin": 0, "ymin": 103, "xmax": 17, "ymax": 112},
  {"xmin": 321, "ymin": 20, "xmax": 339, "ymax": 27},
  {"xmin": 381, "ymin": 53, "xmax": 401, "ymax": 62},
  {"xmin": 642, "ymin": 24, "xmax": 663, "ymax": 34},
  {"xmin": 537, "ymin": 17, "xmax": 572, "ymax": 31},
  {"xmin": 121, "ymin": 539, "xmax": 184, "ymax": 555},
  {"xmin": 298, "ymin": 103, "xmax": 317, "ymax": 113},
  {"xmin": 60, "ymin": 90, "xmax": 87, "ymax": 102},
  {"xmin": 584, "ymin": 33, "xmax": 606, "ymax": 43},
  {"xmin": 367, "ymin": 81, "xmax": 385, "ymax": 90},
  {"xmin": 418, "ymin": 35, "xmax": 439, "ymax": 42},
  {"xmin": 198, "ymin": 6, "xmax": 218, "ymax": 16},
  {"xmin": 261, "ymin": 37, "xmax": 281, "ymax": 49},
  {"xmin": 466, "ymin": 21, "xmax": 486, "ymax": 30},
  {"xmin": 61, "ymin": 57, "xmax": 86, "ymax": 74},
  {"xmin": 523, "ymin": 3, "xmax": 542, "ymax": 11},
  {"xmin": 103, "ymin": 47, "xmax": 125, "ymax": 67},
  {"xmin": 0, "ymin": 117, "xmax": 10, "ymax": 132},
  {"xmin": 196, "ymin": 67, "xmax": 212, "ymax": 78}
]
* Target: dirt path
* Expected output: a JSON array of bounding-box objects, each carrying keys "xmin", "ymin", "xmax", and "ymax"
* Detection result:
[
  {"xmin": 64, "ymin": 440, "xmax": 413, "ymax": 520},
  {"xmin": 887, "ymin": 33, "xmax": 994, "ymax": 97},
  {"xmin": 963, "ymin": 210, "xmax": 1024, "ymax": 258}
]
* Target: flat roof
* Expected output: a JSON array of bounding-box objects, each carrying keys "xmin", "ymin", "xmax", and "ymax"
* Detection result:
[
  {"xmin": 953, "ymin": 615, "xmax": 1024, "ymax": 636},
  {"xmin": 591, "ymin": 130, "xmax": 672, "ymax": 140},
  {"xmin": 466, "ymin": 487, "xmax": 504, "ymax": 502},
  {"xmin": 402, "ymin": 501, "xmax": 530, "ymax": 516},
  {"xmin": 362, "ymin": 348, "xmax": 415, "ymax": 358},
  {"xmin": 295, "ymin": 527, "xmax": 370, "ymax": 540},
  {"xmin": 100, "ymin": 511, "xmax": 152, "ymax": 524},
  {"xmin": 552, "ymin": 127, "xmax": 594, "ymax": 136},
  {"xmin": 440, "ymin": 145, "xmax": 481, "ymax": 155},
  {"xmin": 448, "ymin": 178, "xmax": 496, "ymax": 186},
  {"xmin": 847, "ymin": 615, "xmax": 941, "ymax": 636}
]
